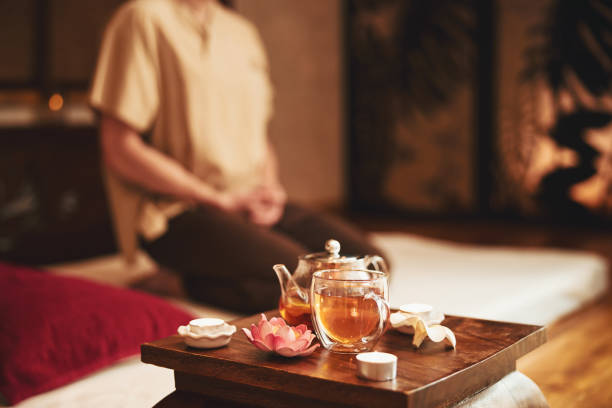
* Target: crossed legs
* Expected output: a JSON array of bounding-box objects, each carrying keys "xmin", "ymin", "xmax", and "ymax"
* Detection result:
[{"xmin": 141, "ymin": 203, "xmax": 385, "ymax": 313}]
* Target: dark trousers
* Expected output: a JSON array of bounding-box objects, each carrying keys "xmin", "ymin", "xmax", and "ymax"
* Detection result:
[{"xmin": 141, "ymin": 203, "xmax": 385, "ymax": 314}]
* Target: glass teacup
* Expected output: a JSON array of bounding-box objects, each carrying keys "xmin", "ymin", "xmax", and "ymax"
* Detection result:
[{"xmin": 310, "ymin": 269, "xmax": 389, "ymax": 353}]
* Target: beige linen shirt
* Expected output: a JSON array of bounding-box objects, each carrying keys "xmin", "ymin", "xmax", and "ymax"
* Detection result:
[{"xmin": 89, "ymin": 0, "xmax": 273, "ymax": 262}]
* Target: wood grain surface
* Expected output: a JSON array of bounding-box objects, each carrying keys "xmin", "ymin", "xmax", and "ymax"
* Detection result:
[
  {"xmin": 518, "ymin": 290, "xmax": 612, "ymax": 408},
  {"xmin": 142, "ymin": 312, "xmax": 545, "ymax": 408}
]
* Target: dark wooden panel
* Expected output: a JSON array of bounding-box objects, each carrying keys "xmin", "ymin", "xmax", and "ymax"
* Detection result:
[
  {"xmin": 0, "ymin": 1, "xmax": 35, "ymax": 82},
  {"xmin": 49, "ymin": 0, "xmax": 126, "ymax": 84},
  {"xmin": 346, "ymin": 0, "xmax": 480, "ymax": 215},
  {"xmin": 0, "ymin": 125, "xmax": 116, "ymax": 263}
]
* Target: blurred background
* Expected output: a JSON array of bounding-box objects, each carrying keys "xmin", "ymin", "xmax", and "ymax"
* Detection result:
[{"xmin": 0, "ymin": 0, "xmax": 610, "ymax": 265}]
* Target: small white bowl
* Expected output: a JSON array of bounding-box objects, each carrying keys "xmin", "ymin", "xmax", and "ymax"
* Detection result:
[{"xmin": 178, "ymin": 318, "xmax": 236, "ymax": 349}]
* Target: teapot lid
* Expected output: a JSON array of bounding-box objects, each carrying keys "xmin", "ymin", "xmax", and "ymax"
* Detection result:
[{"xmin": 300, "ymin": 239, "xmax": 360, "ymax": 263}]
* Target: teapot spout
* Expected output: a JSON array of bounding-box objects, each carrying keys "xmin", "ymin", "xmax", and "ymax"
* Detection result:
[{"xmin": 273, "ymin": 264, "xmax": 308, "ymax": 303}]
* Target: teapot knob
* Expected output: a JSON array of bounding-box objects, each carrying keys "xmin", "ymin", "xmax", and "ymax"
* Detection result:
[{"xmin": 325, "ymin": 239, "xmax": 341, "ymax": 257}]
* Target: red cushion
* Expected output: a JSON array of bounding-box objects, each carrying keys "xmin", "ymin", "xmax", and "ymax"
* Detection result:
[{"xmin": 0, "ymin": 262, "xmax": 193, "ymax": 404}]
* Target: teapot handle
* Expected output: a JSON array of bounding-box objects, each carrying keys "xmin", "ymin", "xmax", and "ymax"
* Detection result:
[{"xmin": 365, "ymin": 255, "xmax": 389, "ymax": 275}]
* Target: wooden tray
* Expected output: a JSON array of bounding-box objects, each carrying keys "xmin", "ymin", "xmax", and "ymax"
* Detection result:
[{"xmin": 142, "ymin": 311, "xmax": 545, "ymax": 408}]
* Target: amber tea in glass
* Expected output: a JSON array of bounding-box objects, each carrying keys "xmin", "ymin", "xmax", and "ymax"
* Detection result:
[
  {"xmin": 311, "ymin": 269, "xmax": 389, "ymax": 353},
  {"xmin": 313, "ymin": 291, "xmax": 381, "ymax": 344}
]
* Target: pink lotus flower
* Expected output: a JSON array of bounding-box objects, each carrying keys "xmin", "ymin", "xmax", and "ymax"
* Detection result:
[{"xmin": 242, "ymin": 314, "xmax": 319, "ymax": 357}]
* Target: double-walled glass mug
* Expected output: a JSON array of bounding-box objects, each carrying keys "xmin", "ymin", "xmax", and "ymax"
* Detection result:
[{"xmin": 310, "ymin": 269, "xmax": 390, "ymax": 353}]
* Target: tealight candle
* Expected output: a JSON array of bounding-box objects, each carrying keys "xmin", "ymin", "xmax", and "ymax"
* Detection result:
[{"xmin": 356, "ymin": 352, "xmax": 397, "ymax": 381}]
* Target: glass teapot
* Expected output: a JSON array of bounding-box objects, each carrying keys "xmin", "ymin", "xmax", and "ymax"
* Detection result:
[{"xmin": 273, "ymin": 239, "xmax": 388, "ymax": 327}]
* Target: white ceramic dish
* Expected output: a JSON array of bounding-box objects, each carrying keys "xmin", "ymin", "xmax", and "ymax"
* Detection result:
[{"xmin": 178, "ymin": 318, "xmax": 236, "ymax": 349}]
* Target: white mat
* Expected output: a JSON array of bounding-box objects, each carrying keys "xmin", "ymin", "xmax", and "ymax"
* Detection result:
[
  {"xmin": 9, "ymin": 357, "xmax": 171, "ymax": 408},
  {"xmin": 373, "ymin": 232, "xmax": 609, "ymax": 325}
]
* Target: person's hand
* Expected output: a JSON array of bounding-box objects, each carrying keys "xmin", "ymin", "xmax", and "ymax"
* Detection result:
[
  {"xmin": 258, "ymin": 183, "xmax": 287, "ymax": 207},
  {"xmin": 214, "ymin": 190, "xmax": 249, "ymax": 213},
  {"xmin": 247, "ymin": 200, "xmax": 284, "ymax": 226},
  {"xmin": 243, "ymin": 183, "xmax": 287, "ymax": 227}
]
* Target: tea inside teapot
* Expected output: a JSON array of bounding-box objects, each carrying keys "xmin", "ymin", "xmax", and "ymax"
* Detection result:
[{"xmin": 278, "ymin": 285, "xmax": 312, "ymax": 327}]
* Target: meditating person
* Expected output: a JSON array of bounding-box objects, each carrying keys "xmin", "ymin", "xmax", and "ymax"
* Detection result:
[{"xmin": 89, "ymin": 0, "xmax": 386, "ymax": 313}]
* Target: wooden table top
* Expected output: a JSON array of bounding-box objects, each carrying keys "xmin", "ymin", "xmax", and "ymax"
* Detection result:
[{"xmin": 142, "ymin": 311, "xmax": 545, "ymax": 408}]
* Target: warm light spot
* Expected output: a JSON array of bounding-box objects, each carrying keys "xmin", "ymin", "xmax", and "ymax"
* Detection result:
[
  {"xmin": 48, "ymin": 93, "xmax": 63, "ymax": 111},
  {"xmin": 570, "ymin": 124, "xmax": 612, "ymax": 211},
  {"xmin": 570, "ymin": 175, "xmax": 605, "ymax": 210},
  {"xmin": 523, "ymin": 136, "xmax": 579, "ymax": 193}
]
